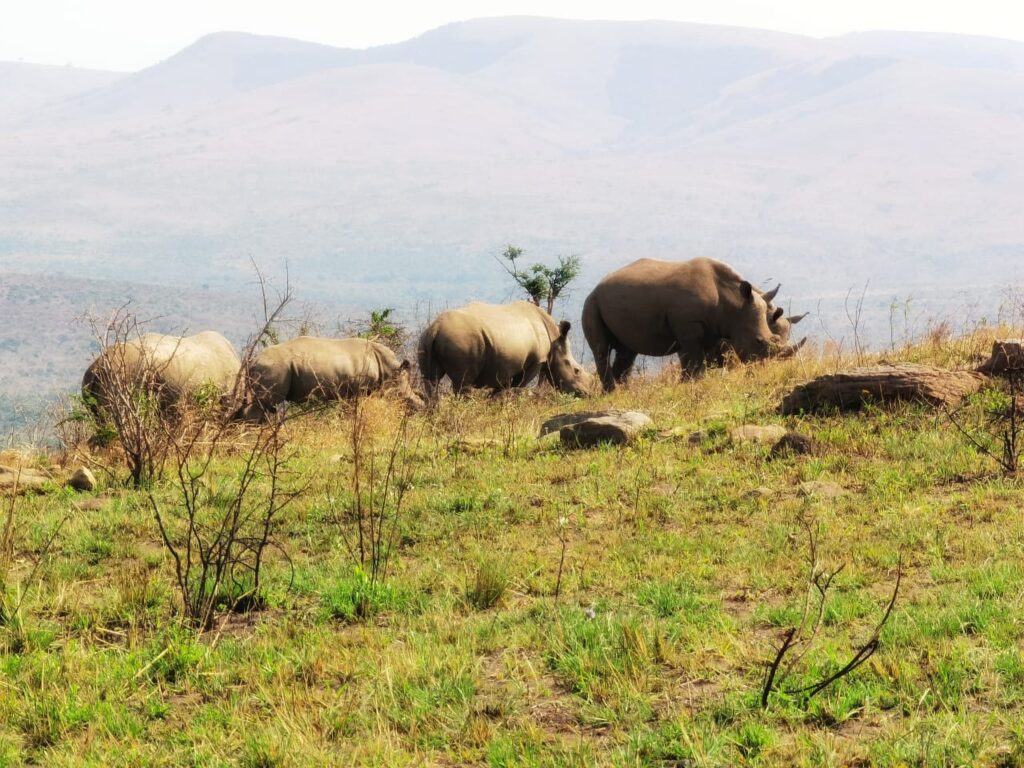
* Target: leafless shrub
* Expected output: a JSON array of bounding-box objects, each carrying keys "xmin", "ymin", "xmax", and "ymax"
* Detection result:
[
  {"xmin": 946, "ymin": 367, "xmax": 1023, "ymax": 475},
  {"xmin": 336, "ymin": 398, "xmax": 417, "ymax": 596},
  {"xmin": 81, "ymin": 305, "xmax": 176, "ymax": 487},
  {"xmin": 0, "ymin": 487, "xmax": 70, "ymax": 652},
  {"xmin": 761, "ymin": 517, "xmax": 902, "ymax": 708},
  {"xmin": 148, "ymin": 412, "xmax": 302, "ymax": 630}
]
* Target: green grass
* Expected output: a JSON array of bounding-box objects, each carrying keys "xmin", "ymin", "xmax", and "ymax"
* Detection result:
[{"xmin": 1, "ymin": 333, "xmax": 1023, "ymax": 764}]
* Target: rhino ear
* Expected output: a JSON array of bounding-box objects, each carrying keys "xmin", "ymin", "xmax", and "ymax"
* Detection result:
[
  {"xmin": 399, "ymin": 359, "xmax": 411, "ymax": 372},
  {"xmin": 558, "ymin": 320, "xmax": 571, "ymax": 339},
  {"xmin": 788, "ymin": 312, "xmax": 808, "ymax": 325},
  {"xmin": 740, "ymin": 281, "xmax": 754, "ymax": 303},
  {"xmin": 772, "ymin": 307, "xmax": 784, "ymax": 322}
]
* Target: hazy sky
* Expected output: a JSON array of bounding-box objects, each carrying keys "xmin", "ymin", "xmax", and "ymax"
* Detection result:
[{"xmin": 4, "ymin": 0, "xmax": 1024, "ymax": 71}]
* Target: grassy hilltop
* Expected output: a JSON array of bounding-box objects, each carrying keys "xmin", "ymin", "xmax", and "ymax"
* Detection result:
[{"xmin": 1, "ymin": 330, "xmax": 1024, "ymax": 766}]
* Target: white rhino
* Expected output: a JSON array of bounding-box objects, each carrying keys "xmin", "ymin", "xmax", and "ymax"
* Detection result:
[
  {"xmin": 241, "ymin": 336, "xmax": 423, "ymax": 419},
  {"xmin": 82, "ymin": 331, "xmax": 242, "ymax": 412},
  {"xmin": 417, "ymin": 301, "xmax": 592, "ymax": 398}
]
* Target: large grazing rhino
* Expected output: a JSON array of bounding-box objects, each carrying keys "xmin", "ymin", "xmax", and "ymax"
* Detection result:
[
  {"xmin": 242, "ymin": 336, "xmax": 423, "ymax": 418},
  {"xmin": 418, "ymin": 301, "xmax": 593, "ymax": 397},
  {"xmin": 82, "ymin": 331, "xmax": 242, "ymax": 412},
  {"xmin": 582, "ymin": 258, "xmax": 804, "ymax": 390}
]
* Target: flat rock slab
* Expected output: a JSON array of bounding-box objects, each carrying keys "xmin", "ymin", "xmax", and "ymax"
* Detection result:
[
  {"xmin": 558, "ymin": 411, "xmax": 653, "ymax": 448},
  {"xmin": 780, "ymin": 363, "xmax": 986, "ymax": 414},
  {"xmin": 730, "ymin": 424, "xmax": 788, "ymax": 444},
  {"xmin": 0, "ymin": 466, "xmax": 53, "ymax": 495}
]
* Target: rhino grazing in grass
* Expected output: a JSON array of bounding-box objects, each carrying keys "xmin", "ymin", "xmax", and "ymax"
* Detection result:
[
  {"xmin": 582, "ymin": 258, "xmax": 804, "ymax": 390},
  {"xmin": 241, "ymin": 336, "xmax": 423, "ymax": 419},
  {"xmin": 82, "ymin": 331, "xmax": 242, "ymax": 413},
  {"xmin": 418, "ymin": 301, "xmax": 593, "ymax": 398}
]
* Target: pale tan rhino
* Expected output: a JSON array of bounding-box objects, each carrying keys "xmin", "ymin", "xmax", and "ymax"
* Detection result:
[
  {"xmin": 82, "ymin": 331, "xmax": 242, "ymax": 412},
  {"xmin": 242, "ymin": 336, "xmax": 423, "ymax": 419},
  {"xmin": 417, "ymin": 301, "xmax": 592, "ymax": 398},
  {"xmin": 582, "ymin": 258, "xmax": 804, "ymax": 390}
]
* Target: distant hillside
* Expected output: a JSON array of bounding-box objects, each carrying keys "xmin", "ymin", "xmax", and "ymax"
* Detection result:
[{"xmin": 2, "ymin": 17, "xmax": 1023, "ymax": 402}]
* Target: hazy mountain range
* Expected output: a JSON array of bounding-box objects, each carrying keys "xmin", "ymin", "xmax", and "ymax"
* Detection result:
[{"xmin": 2, "ymin": 17, "xmax": 1024, "ymax": 424}]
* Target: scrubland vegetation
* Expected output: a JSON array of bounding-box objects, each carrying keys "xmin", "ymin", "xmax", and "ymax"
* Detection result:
[{"xmin": 2, "ymin": 326, "xmax": 1024, "ymax": 766}]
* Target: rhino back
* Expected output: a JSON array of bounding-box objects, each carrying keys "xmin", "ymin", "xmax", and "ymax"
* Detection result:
[{"xmin": 589, "ymin": 259, "xmax": 722, "ymax": 355}]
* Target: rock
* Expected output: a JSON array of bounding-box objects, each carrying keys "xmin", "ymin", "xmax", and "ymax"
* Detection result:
[
  {"xmin": 74, "ymin": 497, "xmax": 107, "ymax": 511},
  {"xmin": 730, "ymin": 424, "xmax": 788, "ymax": 444},
  {"xmin": 797, "ymin": 480, "xmax": 847, "ymax": 500},
  {"xmin": 0, "ymin": 466, "xmax": 51, "ymax": 495},
  {"xmin": 770, "ymin": 433, "xmax": 818, "ymax": 458},
  {"xmin": 781, "ymin": 363, "xmax": 986, "ymax": 414},
  {"xmin": 746, "ymin": 486, "xmax": 775, "ymax": 500},
  {"xmin": 558, "ymin": 411, "xmax": 653, "ymax": 448},
  {"xmin": 540, "ymin": 409, "xmax": 632, "ymax": 437},
  {"xmin": 655, "ymin": 426, "xmax": 691, "ymax": 441},
  {"xmin": 977, "ymin": 339, "xmax": 1024, "ymax": 376},
  {"xmin": 67, "ymin": 467, "xmax": 97, "ymax": 492}
]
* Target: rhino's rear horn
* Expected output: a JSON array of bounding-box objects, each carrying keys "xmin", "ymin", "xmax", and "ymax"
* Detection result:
[{"xmin": 763, "ymin": 283, "xmax": 781, "ymax": 303}]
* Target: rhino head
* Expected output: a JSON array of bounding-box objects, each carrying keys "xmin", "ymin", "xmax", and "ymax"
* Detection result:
[
  {"xmin": 544, "ymin": 320, "xmax": 594, "ymax": 397},
  {"xmin": 393, "ymin": 359, "xmax": 426, "ymax": 410},
  {"xmin": 728, "ymin": 282, "xmax": 805, "ymax": 361}
]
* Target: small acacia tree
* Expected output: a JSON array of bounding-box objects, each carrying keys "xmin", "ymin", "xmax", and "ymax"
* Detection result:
[{"xmin": 499, "ymin": 245, "xmax": 582, "ymax": 315}]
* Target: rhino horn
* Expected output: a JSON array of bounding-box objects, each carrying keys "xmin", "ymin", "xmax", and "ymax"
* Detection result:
[
  {"xmin": 788, "ymin": 312, "xmax": 809, "ymax": 325},
  {"xmin": 775, "ymin": 337, "xmax": 807, "ymax": 359},
  {"xmin": 763, "ymin": 283, "xmax": 780, "ymax": 303}
]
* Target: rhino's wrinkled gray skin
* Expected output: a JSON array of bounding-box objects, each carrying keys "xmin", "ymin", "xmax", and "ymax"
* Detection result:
[
  {"xmin": 582, "ymin": 258, "xmax": 802, "ymax": 391},
  {"xmin": 418, "ymin": 301, "xmax": 592, "ymax": 398},
  {"xmin": 242, "ymin": 336, "xmax": 423, "ymax": 419},
  {"xmin": 82, "ymin": 331, "xmax": 242, "ymax": 412}
]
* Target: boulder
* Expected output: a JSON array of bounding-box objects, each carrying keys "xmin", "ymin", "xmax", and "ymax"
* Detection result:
[
  {"xmin": 540, "ymin": 409, "xmax": 633, "ymax": 437},
  {"xmin": 730, "ymin": 424, "xmax": 788, "ymax": 444},
  {"xmin": 770, "ymin": 433, "xmax": 818, "ymax": 458},
  {"xmin": 558, "ymin": 411, "xmax": 653, "ymax": 448},
  {"xmin": 67, "ymin": 467, "xmax": 97, "ymax": 492},
  {"xmin": 977, "ymin": 339, "xmax": 1024, "ymax": 375}
]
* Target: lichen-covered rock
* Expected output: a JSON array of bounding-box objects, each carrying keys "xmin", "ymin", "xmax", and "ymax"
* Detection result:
[{"xmin": 557, "ymin": 411, "xmax": 653, "ymax": 448}]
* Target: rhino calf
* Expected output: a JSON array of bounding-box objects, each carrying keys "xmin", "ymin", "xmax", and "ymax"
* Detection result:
[
  {"xmin": 418, "ymin": 301, "xmax": 593, "ymax": 398},
  {"xmin": 582, "ymin": 257, "xmax": 803, "ymax": 390},
  {"xmin": 82, "ymin": 331, "xmax": 242, "ymax": 414},
  {"xmin": 242, "ymin": 336, "xmax": 422, "ymax": 419}
]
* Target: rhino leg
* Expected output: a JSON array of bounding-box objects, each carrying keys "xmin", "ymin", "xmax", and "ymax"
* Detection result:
[
  {"xmin": 611, "ymin": 348, "xmax": 638, "ymax": 384},
  {"xmin": 668, "ymin": 319, "xmax": 707, "ymax": 378}
]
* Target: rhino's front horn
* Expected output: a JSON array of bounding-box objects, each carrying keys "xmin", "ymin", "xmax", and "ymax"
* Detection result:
[
  {"xmin": 775, "ymin": 338, "xmax": 807, "ymax": 359},
  {"xmin": 788, "ymin": 312, "xmax": 809, "ymax": 325},
  {"xmin": 763, "ymin": 283, "xmax": 780, "ymax": 303}
]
